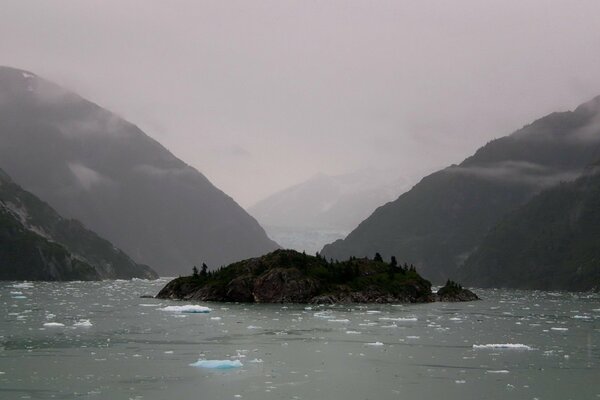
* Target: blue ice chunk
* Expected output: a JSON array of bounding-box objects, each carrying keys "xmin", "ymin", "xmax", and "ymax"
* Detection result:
[{"xmin": 189, "ymin": 359, "xmax": 243, "ymax": 369}]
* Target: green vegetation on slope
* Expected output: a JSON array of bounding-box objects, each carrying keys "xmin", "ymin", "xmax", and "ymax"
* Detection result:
[
  {"xmin": 459, "ymin": 165, "xmax": 600, "ymax": 291},
  {"xmin": 0, "ymin": 168, "xmax": 157, "ymax": 280}
]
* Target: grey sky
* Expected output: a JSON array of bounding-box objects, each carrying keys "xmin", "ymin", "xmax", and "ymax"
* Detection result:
[{"xmin": 1, "ymin": 1, "xmax": 600, "ymax": 207}]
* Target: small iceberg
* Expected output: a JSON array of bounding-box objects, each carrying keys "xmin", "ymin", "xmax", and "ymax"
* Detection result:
[
  {"xmin": 160, "ymin": 305, "xmax": 212, "ymax": 313},
  {"xmin": 73, "ymin": 319, "xmax": 93, "ymax": 327},
  {"xmin": 12, "ymin": 282, "xmax": 34, "ymax": 289},
  {"xmin": 365, "ymin": 342, "xmax": 384, "ymax": 346},
  {"xmin": 473, "ymin": 344, "xmax": 532, "ymax": 350},
  {"xmin": 378, "ymin": 317, "xmax": 417, "ymax": 322},
  {"xmin": 43, "ymin": 322, "xmax": 65, "ymax": 327},
  {"xmin": 189, "ymin": 359, "xmax": 243, "ymax": 369}
]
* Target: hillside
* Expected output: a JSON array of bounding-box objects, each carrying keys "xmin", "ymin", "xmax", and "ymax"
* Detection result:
[
  {"xmin": 322, "ymin": 96, "xmax": 600, "ymax": 282},
  {"xmin": 0, "ymin": 169, "xmax": 157, "ymax": 280},
  {"xmin": 458, "ymin": 163, "xmax": 600, "ymax": 291},
  {"xmin": 0, "ymin": 66, "xmax": 278, "ymax": 275}
]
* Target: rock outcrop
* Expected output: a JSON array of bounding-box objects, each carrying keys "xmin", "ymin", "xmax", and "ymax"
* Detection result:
[{"xmin": 156, "ymin": 250, "xmax": 476, "ymax": 304}]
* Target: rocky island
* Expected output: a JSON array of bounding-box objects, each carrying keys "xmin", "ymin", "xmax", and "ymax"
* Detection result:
[{"xmin": 156, "ymin": 249, "xmax": 478, "ymax": 304}]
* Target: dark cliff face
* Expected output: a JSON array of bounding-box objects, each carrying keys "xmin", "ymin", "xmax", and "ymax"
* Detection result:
[
  {"xmin": 0, "ymin": 66, "xmax": 278, "ymax": 276},
  {"xmin": 156, "ymin": 249, "xmax": 476, "ymax": 304},
  {"xmin": 322, "ymin": 96, "xmax": 600, "ymax": 283},
  {"xmin": 0, "ymin": 168, "xmax": 157, "ymax": 280}
]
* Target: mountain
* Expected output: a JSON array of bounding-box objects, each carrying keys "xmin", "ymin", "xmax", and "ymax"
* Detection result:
[
  {"xmin": 322, "ymin": 96, "xmax": 600, "ymax": 283},
  {"xmin": 248, "ymin": 169, "xmax": 418, "ymax": 253},
  {"xmin": 250, "ymin": 169, "xmax": 414, "ymax": 231},
  {"xmin": 0, "ymin": 168, "xmax": 157, "ymax": 280},
  {"xmin": 458, "ymin": 162, "xmax": 600, "ymax": 291},
  {"xmin": 0, "ymin": 66, "xmax": 278, "ymax": 276}
]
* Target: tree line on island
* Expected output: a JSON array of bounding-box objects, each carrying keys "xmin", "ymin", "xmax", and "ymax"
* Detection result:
[{"xmin": 158, "ymin": 249, "xmax": 478, "ymax": 304}]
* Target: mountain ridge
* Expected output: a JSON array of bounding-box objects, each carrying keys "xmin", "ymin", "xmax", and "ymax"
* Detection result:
[
  {"xmin": 0, "ymin": 66, "xmax": 278, "ymax": 275},
  {"xmin": 322, "ymin": 95, "xmax": 600, "ymax": 283}
]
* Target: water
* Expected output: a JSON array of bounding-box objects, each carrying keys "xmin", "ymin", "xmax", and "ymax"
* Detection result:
[{"xmin": 1, "ymin": 280, "xmax": 599, "ymax": 399}]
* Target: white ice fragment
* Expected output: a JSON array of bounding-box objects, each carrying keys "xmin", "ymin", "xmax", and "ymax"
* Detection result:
[
  {"xmin": 210, "ymin": 317, "xmax": 222, "ymax": 320},
  {"xmin": 190, "ymin": 359, "xmax": 243, "ymax": 369},
  {"xmin": 247, "ymin": 325, "xmax": 262, "ymax": 329},
  {"xmin": 473, "ymin": 344, "xmax": 533, "ymax": 350},
  {"xmin": 486, "ymin": 370, "xmax": 510, "ymax": 374},
  {"xmin": 249, "ymin": 358, "xmax": 263, "ymax": 363},
  {"xmin": 550, "ymin": 327, "xmax": 568, "ymax": 331},
  {"xmin": 160, "ymin": 305, "xmax": 211, "ymax": 313},
  {"xmin": 327, "ymin": 319, "xmax": 350, "ymax": 323},
  {"xmin": 345, "ymin": 331, "xmax": 361, "ymax": 334},
  {"xmin": 12, "ymin": 282, "xmax": 33, "ymax": 289},
  {"xmin": 73, "ymin": 319, "xmax": 93, "ymax": 327},
  {"xmin": 43, "ymin": 322, "xmax": 65, "ymax": 327},
  {"xmin": 365, "ymin": 342, "xmax": 384, "ymax": 346},
  {"xmin": 378, "ymin": 317, "xmax": 417, "ymax": 322}
]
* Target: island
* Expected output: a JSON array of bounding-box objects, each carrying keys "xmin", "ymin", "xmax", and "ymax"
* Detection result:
[{"xmin": 156, "ymin": 250, "xmax": 478, "ymax": 303}]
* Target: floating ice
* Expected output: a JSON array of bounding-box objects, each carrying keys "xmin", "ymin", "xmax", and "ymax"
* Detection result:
[
  {"xmin": 365, "ymin": 342, "xmax": 384, "ymax": 346},
  {"xmin": 73, "ymin": 319, "xmax": 93, "ymax": 327},
  {"xmin": 160, "ymin": 305, "xmax": 211, "ymax": 313},
  {"xmin": 210, "ymin": 317, "xmax": 222, "ymax": 320},
  {"xmin": 248, "ymin": 358, "xmax": 263, "ymax": 363},
  {"xmin": 379, "ymin": 317, "xmax": 417, "ymax": 322},
  {"xmin": 189, "ymin": 359, "xmax": 243, "ymax": 369},
  {"xmin": 572, "ymin": 315, "xmax": 590, "ymax": 319},
  {"xmin": 12, "ymin": 283, "xmax": 33, "ymax": 289},
  {"xmin": 487, "ymin": 370, "xmax": 510, "ymax": 374},
  {"xmin": 345, "ymin": 330, "xmax": 361, "ymax": 334},
  {"xmin": 12, "ymin": 296, "xmax": 27, "ymax": 299},
  {"xmin": 327, "ymin": 319, "xmax": 350, "ymax": 323},
  {"xmin": 473, "ymin": 344, "xmax": 533, "ymax": 350},
  {"xmin": 43, "ymin": 322, "xmax": 65, "ymax": 327},
  {"xmin": 550, "ymin": 327, "xmax": 568, "ymax": 331}
]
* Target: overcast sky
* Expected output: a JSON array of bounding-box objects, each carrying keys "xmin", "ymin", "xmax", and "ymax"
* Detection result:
[{"xmin": 2, "ymin": 1, "xmax": 600, "ymax": 207}]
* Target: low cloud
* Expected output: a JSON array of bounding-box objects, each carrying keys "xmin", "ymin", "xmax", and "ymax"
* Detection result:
[{"xmin": 450, "ymin": 160, "xmax": 580, "ymax": 188}]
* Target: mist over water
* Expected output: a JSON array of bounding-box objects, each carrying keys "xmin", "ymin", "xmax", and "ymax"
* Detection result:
[{"xmin": 1, "ymin": 280, "xmax": 598, "ymax": 399}]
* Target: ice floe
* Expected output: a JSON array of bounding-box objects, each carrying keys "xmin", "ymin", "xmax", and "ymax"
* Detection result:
[
  {"xmin": 189, "ymin": 359, "xmax": 243, "ymax": 369},
  {"xmin": 378, "ymin": 317, "xmax": 417, "ymax": 322},
  {"xmin": 365, "ymin": 342, "xmax": 384, "ymax": 346},
  {"xmin": 472, "ymin": 344, "xmax": 533, "ymax": 350},
  {"xmin": 73, "ymin": 319, "xmax": 93, "ymax": 327},
  {"xmin": 43, "ymin": 322, "xmax": 65, "ymax": 327},
  {"xmin": 160, "ymin": 305, "xmax": 211, "ymax": 313}
]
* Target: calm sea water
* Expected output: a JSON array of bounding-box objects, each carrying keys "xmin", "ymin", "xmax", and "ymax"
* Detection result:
[{"xmin": 1, "ymin": 279, "xmax": 599, "ymax": 400}]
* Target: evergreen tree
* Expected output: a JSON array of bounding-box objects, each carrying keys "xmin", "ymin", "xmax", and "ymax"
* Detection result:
[
  {"xmin": 201, "ymin": 263, "xmax": 208, "ymax": 277},
  {"xmin": 192, "ymin": 265, "xmax": 199, "ymax": 278},
  {"xmin": 374, "ymin": 252, "xmax": 383, "ymax": 262}
]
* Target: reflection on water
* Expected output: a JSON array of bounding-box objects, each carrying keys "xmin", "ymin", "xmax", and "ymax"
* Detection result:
[{"xmin": 0, "ymin": 279, "xmax": 599, "ymax": 399}]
